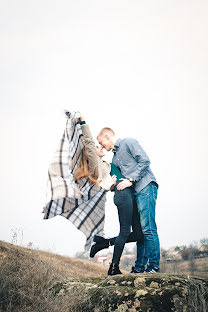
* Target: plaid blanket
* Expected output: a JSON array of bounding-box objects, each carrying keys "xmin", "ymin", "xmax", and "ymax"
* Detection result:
[{"xmin": 43, "ymin": 111, "xmax": 107, "ymax": 251}]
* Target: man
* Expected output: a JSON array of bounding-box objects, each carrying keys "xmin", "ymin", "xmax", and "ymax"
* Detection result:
[{"xmin": 97, "ymin": 127, "xmax": 160, "ymax": 273}]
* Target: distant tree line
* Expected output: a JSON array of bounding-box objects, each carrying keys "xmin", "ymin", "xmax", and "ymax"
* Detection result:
[{"xmin": 75, "ymin": 237, "xmax": 208, "ymax": 262}]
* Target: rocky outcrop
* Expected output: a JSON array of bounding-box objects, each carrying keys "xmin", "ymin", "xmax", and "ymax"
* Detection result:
[{"xmin": 52, "ymin": 273, "xmax": 208, "ymax": 312}]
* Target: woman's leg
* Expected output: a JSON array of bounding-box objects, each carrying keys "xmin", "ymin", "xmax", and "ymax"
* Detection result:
[
  {"xmin": 109, "ymin": 199, "xmax": 144, "ymax": 245},
  {"xmin": 111, "ymin": 188, "xmax": 134, "ymax": 264},
  {"xmin": 91, "ymin": 192, "xmax": 144, "ymax": 260}
]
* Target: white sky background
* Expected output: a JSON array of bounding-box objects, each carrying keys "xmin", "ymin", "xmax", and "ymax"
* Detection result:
[{"xmin": 0, "ymin": 0, "xmax": 208, "ymax": 256}]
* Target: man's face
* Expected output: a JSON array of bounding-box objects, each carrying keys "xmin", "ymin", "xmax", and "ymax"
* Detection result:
[{"xmin": 98, "ymin": 134, "xmax": 113, "ymax": 151}]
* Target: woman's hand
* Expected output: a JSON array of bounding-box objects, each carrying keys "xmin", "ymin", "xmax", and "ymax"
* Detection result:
[
  {"xmin": 110, "ymin": 175, "xmax": 117, "ymax": 191},
  {"xmin": 117, "ymin": 178, "xmax": 132, "ymax": 190},
  {"xmin": 80, "ymin": 115, "xmax": 85, "ymax": 122},
  {"xmin": 112, "ymin": 175, "xmax": 117, "ymax": 184}
]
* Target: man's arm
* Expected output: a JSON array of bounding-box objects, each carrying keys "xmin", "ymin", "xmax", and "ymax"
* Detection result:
[
  {"xmin": 117, "ymin": 138, "xmax": 150, "ymax": 190},
  {"xmin": 126, "ymin": 138, "xmax": 150, "ymax": 181}
]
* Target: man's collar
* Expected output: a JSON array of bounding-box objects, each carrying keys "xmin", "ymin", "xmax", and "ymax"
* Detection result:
[{"xmin": 112, "ymin": 138, "xmax": 121, "ymax": 153}]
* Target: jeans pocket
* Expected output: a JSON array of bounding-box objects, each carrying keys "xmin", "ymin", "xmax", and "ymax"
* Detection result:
[
  {"xmin": 114, "ymin": 190, "xmax": 132, "ymax": 206},
  {"xmin": 114, "ymin": 192, "xmax": 124, "ymax": 206}
]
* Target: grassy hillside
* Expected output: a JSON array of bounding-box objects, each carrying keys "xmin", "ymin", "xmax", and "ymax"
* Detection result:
[
  {"xmin": 0, "ymin": 240, "xmax": 108, "ymax": 312},
  {"xmin": 160, "ymin": 257, "xmax": 208, "ymax": 278},
  {"xmin": 0, "ymin": 240, "xmax": 107, "ymax": 277},
  {"xmin": 1, "ymin": 240, "xmax": 207, "ymax": 311}
]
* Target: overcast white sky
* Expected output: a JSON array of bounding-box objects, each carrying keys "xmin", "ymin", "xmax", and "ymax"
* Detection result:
[{"xmin": 0, "ymin": 0, "xmax": 208, "ymax": 257}]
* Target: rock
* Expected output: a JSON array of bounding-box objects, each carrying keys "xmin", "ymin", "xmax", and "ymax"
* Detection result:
[{"xmin": 51, "ymin": 273, "xmax": 208, "ymax": 311}]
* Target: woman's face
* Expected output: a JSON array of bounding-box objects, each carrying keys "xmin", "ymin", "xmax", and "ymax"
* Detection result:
[{"xmin": 96, "ymin": 145, "xmax": 105, "ymax": 158}]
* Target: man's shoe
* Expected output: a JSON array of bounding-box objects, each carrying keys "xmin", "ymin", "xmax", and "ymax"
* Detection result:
[
  {"xmin": 131, "ymin": 266, "xmax": 145, "ymax": 273},
  {"xmin": 146, "ymin": 266, "xmax": 160, "ymax": 273},
  {"xmin": 108, "ymin": 263, "xmax": 122, "ymax": 276},
  {"xmin": 90, "ymin": 242, "xmax": 109, "ymax": 258}
]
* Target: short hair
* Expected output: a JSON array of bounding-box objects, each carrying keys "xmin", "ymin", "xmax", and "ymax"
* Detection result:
[{"xmin": 97, "ymin": 127, "xmax": 115, "ymax": 139}]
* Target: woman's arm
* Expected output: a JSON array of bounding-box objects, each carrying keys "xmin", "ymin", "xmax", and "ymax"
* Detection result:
[
  {"xmin": 80, "ymin": 116, "xmax": 116, "ymax": 190},
  {"xmin": 80, "ymin": 119, "xmax": 100, "ymax": 179}
]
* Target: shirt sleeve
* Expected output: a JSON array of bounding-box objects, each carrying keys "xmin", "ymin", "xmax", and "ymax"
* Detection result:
[
  {"xmin": 126, "ymin": 138, "xmax": 150, "ymax": 181},
  {"xmin": 81, "ymin": 124, "xmax": 99, "ymax": 178},
  {"xmin": 99, "ymin": 174, "xmax": 115, "ymax": 191}
]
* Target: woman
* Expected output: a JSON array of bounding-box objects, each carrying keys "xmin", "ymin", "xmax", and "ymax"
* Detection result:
[{"xmin": 75, "ymin": 116, "xmax": 144, "ymax": 275}]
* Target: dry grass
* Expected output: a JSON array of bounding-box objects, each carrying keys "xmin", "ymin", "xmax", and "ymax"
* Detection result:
[
  {"xmin": 160, "ymin": 257, "xmax": 208, "ymax": 278},
  {"xmin": 2, "ymin": 240, "xmax": 207, "ymax": 311},
  {"xmin": 0, "ymin": 240, "xmax": 107, "ymax": 312}
]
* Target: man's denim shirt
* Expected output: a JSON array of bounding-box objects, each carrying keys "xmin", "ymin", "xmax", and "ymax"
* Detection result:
[{"xmin": 112, "ymin": 138, "xmax": 158, "ymax": 195}]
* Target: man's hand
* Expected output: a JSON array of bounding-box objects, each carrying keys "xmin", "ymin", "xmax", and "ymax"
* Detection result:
[{"xmin": 117, "ymin": 179, "xmax": 132, "ymax": 190}]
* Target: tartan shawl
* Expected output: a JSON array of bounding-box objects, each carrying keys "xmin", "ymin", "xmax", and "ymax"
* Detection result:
[{"xmin": 43, "ymin": 111, "xmax": 107, "ymax": 251}]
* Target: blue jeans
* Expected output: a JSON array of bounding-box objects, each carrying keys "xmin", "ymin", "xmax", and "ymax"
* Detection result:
[{"xmin": 134, "ymin": 182, "xmax": 160, "ymax": 271}]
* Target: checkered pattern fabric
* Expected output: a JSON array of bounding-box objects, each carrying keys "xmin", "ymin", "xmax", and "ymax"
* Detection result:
[{"xmin": 43, "ymin": 111, "xmax": 107, "ymax": 251}]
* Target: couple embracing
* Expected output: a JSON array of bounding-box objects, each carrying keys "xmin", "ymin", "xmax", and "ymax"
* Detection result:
[{"xmin": 76, "ymin": 116, "xmax": 160, "ymax": 275}]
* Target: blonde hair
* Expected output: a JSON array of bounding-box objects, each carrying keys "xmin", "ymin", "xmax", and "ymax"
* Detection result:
[
  {"xmin": 97, "ymin": 127, "xmax": 115, "ymax": 140},
  {"xmin": 74, "ymin": 148, "xmax": 98, "ymax": 185}
]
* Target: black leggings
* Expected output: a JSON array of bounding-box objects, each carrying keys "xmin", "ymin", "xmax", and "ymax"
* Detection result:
[{"xmin": 110, "ymin": 187, "xmax": 144, "ymax": 264}]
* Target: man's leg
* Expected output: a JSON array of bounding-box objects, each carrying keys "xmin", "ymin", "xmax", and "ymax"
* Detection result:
[
  {"xmin": 130, "ymin": 199, "xmax": 144, "ymax": 242},
  {"xmin": 134, "ymin": 182, "xmax": 160, "ymax": 272}
]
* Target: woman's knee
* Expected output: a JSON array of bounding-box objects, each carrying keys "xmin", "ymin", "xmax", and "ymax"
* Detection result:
[{"xmin": 119, "ymin": 227, "xmax": 131, "ymax": 238}]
